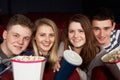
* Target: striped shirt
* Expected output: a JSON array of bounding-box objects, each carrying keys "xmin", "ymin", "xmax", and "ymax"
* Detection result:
[{"xmin": 104, "ymin": 30, "xmax": 120, "ymax": 53}]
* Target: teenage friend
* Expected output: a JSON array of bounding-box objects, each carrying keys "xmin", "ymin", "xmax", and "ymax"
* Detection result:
[{"xmin": 0, "ymin": 14, "xmax": 33, "ymax": 77}]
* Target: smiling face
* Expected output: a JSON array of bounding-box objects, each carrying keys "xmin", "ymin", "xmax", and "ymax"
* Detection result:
[
  {"xmin": 34, "ymin": 24, "xmax": 55, "ymax": 55},
  {"xmin": 2, "ymin": 24, "xmax": 32, "ymax": 57},
  {"xmin": 92, "ymin": 19, "xmax": 115, "ymax": 47},
  {"xmin": 68, "ymin": 22, "xmax": 86, "ymax": 49}
]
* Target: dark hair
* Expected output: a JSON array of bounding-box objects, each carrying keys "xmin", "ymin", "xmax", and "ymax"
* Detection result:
[
  {"xmin": 7, "ymin": 14, "xmax": 33, "ymax": 32},
  {"xmin": 90, "ymin": 7, "xmax": 115, "ymax": 24},
  {"xmin": 64, "ymin": 14, "xmax": 100, "ymax": 71}
]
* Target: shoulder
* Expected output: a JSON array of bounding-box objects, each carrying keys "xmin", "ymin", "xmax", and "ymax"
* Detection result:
[
  {"xmin": 59, "ymin": 41, "xmax": 64, "ymax": 46},
  {"xmin": 111, "ymin": 30, "xmax": 120, "ymax": 35},
  {"xmin": 110, "ymin": 30, "xmax": 120, "ymax": 39}
]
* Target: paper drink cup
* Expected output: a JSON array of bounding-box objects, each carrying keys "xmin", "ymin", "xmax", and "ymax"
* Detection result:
[
  {"xmin": 54, "ymin": 50, "xmax": 82, "ymax": 80},
  {"xmin": 12, "ymin": 56, "xmax": 46, "ymax": 80}
]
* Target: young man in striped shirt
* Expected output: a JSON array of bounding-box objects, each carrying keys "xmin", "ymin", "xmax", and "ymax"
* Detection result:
[
  {"xmin": 91, "ymin": 7, "xmax": 120, "ymax": 53},
  {"xmin": 87, "ymin": 7, "xmax": 120, "ymax": 80}
]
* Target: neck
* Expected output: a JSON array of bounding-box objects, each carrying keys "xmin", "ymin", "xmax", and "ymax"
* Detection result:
[
  {"xmin": 73, "ymin": 47, "xmax": 82, "ymax": 54},
  {"xmin": 100, "ymin": 39, "xmax": 111, "ymax": 48},
  {"xmin": 39, "ymin": 51, "xmax": 49, "ymax": 56}
]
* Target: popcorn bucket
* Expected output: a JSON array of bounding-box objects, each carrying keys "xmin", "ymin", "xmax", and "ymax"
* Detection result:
[
  {"xmin": 12, "ymin": 56, "xmax": 46, "ymax": 80},
  {"xmin": 101, "ymin": 46, "xmax": 120, "ymax": 80}
]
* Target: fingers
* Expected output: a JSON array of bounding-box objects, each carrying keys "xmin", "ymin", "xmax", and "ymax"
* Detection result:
[{"xmin": 53, "ymin": 57, "xmax": 62, "ymax": 72}]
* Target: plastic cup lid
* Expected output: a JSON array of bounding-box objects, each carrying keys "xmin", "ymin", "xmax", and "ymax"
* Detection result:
[{"xmin": 63, "ymin": 50, "xmax": 82, "ymax": 66}]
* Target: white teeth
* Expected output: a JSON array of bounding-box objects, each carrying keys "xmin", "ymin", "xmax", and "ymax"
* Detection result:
[
  {"xmin": 75, "ymin": 40, "xmax": 79, "ymax": 42},
  {"xmin": 99, "ymin": 37, "xmax": 105, "ymax": 40},
  {"xmin": 43, "ymin": 44, "xmax": 50, "ymax": 47},
  {"xmin": 74, "ymin": 39, "xmax": 80, "ymax": 42},
  {"xmin": 43, "ymin": 44, "xmax": 49, "ymax": 46}
]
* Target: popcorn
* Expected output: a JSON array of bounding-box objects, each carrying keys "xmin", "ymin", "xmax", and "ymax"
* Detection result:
[
  {"xmin": 12, "ymin": 56, "xmax": 45, "ymax": 61},
  {"xmin": 103, "ymin": 48, "xmax": 120, "ymax": 63},
  {"xmin": 101, "ymin": 47, "xmax": 120, "ymax": 80}
]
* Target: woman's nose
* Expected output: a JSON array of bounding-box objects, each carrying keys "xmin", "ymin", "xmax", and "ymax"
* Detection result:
[
  {"xmin": 45, "ymin": 36, "xmax": 50, "ymax": 41},
  {"xmin": 74, "ymin": 32, "xmax": 79, "ymax": 37}
]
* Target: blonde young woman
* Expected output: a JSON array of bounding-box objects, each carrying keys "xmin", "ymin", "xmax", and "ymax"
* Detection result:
[
  {"xmin": 32, "ymin": 18, "xmax": 81, "ymax": 80},
  {"xmin": 32, "ymin": 18, "xmax": 59, "ymax": 69}
]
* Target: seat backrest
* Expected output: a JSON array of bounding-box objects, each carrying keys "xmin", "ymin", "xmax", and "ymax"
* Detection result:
[
  {"xmin": 115, "ymin": 24, "xmax": 120, "ymax": 30},
  {"xmin": 0, "ymin": 25, "xmax": 6, "ymax": 37}
]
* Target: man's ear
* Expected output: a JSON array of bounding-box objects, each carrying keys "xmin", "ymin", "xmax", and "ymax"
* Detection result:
[
  {"xmin": 2, "ymin": 30, "xmax": 8, "ymax": 40},
  {"xmin": 112, "ymin": 22, "xmax": 116, "ymax": 30}
]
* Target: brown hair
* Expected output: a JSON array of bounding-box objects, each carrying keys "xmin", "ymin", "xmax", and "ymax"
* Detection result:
[
  {"xmin": 7, "ymin": 14, "xmax": 33, "ymax": 32},
  {"xmin": 64, "ymin": 14, "xmax": 100, "ymax": 71}
]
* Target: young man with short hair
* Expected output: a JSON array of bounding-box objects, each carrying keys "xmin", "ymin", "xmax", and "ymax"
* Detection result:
[
  {"xmin": 0, "ymin": 14, "xmax": 33, "ymax": 76},
  {"xmin": 87, "ymin": 7, "xmax": 120, "ymax": 80},
  {"xmin": 91, "ymin": 7, "xmax": 120, "ymax": 53}
]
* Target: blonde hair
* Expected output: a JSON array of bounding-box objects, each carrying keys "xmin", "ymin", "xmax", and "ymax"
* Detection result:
[{"xmin": 32, "ymin": 18, "xmax": 58, "ymax": 67}]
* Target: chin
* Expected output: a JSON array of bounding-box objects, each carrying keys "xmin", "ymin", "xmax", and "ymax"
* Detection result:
[
  {"xmin": 99, "ymin": 43, "xmax": 106, "ymax": 46},
  {"xmin": 42, "ymin": 48, "xmax": 50, "ymax": 52}
]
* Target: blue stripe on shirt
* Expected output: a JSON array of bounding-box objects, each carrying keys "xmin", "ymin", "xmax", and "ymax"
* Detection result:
[{"xmin": 105, "ymin": 30, "xmax": 120, "ymax": 53}]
